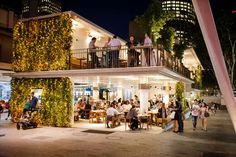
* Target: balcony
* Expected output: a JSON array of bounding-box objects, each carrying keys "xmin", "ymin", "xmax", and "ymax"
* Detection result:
[{"xmin": 70, "ymin": 45, "xmax": 191, "ymax": 79}]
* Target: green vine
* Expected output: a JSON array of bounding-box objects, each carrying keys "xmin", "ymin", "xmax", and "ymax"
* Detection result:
[
  {"xmin": 12, "ymin": 13, "xmax": 72, "ymax": 72},
  {"xmin": 175, "ymin": 81, "xmax": 184, "ymax": 101},
  {"xmin": 11, "ymin": 78, "xmax": 73, "ymax": 127},
  {"xmin": 175, "ymin": 81, "xmax": 188, "ymax": 111},
  {"xmin": 195, "ymin": 65, "xmax": 202, "ymax": 89}
]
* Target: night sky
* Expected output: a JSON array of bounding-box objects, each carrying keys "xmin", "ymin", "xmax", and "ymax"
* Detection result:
[
  {"xmin": 1, "ymin": 0, "xmax": 235, "ymax": 40},
  {"xmin": 60, "ymin": 0, "xmax": 150, "ymax": 40},
  {"xmin": 59, "ymin": 0, "xmax": 236, "ymax": 40}
]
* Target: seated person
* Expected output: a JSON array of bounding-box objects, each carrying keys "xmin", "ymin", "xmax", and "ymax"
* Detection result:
[
  {"xmin": 127, "ymin": 105, "xmax": 139, "ymax": 130},
  {"xmin": 0, "ymin": 103, "xmax": 3, "ymax": 113},
  {"xmin": 116, "ymin": 103, "xmax": 124, "ymax": 113},
  {"xmin": 122, "ymin": 100, "xmax": 132, "ymax": 112},
  {"xmin": 84, "ymin": 103, "xmax": 92, "ymax": 119},
  {"xmin": 24, "ymin": 96, "xmax": 31, "ymax": 114},
  {"xmin": 106, "ymin": 103, "xmax": 120, "ymax": 128},
  {"xmin": 77, "ymin": 99, "xmax": 86, "ymax": 118},
  {"xmin": 157, "ymin": 103, "xmax": 167, "ymax": 118}
]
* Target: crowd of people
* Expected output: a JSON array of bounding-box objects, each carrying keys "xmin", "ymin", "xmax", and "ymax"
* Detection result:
[
  {"xmin": 73, "ymin": 94, "xmax": 182, "ymax": 130},
  {"xmin": 190, "ymin": 99, "xmax": 217, "ymax": 132},
  {"xmin": 88, "ymin": 33, "xmax": 153, "ymax": 68},
  {"xmin": 0, "ymin": 91, "xmax": 219, "ymax": 132},
  {"xmin": 73, "ymin": 93, "xmax": 221, "ymax": 132}
]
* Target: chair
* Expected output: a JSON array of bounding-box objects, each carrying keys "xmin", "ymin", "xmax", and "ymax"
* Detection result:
[
  {"xmin": 124, "ymin": 117, "xmax": 132, "ymax": 130},
  {"xmin": 139, "ymin": 116, "xmax": 152, "ymax": 130},
  {"xmin": 84, "ymin": 109, "xmax": 91, "ymax": 119},
  {"xmin": 157, "ymin": 118, "xmax": 168, "ymax": 127},
  {"xmin": 99, "ymin": 111, "xmax": 106, "ymax": 123},
  {"xmin": 89, "ymin": 112, "xmax": 96, "ymax": 123},
  {"xmin": 105, "ymin": 115, "xmax": 115, "ymax": 128}
]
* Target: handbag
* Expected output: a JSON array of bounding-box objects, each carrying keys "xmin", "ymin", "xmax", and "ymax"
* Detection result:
[
  {"xmin": 204, "ymin": 111, "xmax": 210, "ymax": 117},
  {"xmin": 170, "ymin": 111, "xmax": 176, "ymax": 119}
]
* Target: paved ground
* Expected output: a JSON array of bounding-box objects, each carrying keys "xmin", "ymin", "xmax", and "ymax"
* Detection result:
[{"xmin": 0, "ymin": 109, "xmax": 236, "ymax": 157}]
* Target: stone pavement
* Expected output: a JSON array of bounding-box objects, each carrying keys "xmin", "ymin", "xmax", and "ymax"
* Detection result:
[{"xmin": 0, "ymin": 109, "xmax": 236, "ymax": 157}]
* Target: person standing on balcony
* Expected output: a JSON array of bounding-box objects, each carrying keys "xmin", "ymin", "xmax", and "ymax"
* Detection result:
[
  {"xmin": 108, "ymin": 35, "xmax": 121, "ymax": 68},
  {"xmin": 143, "ymin": 33, "xmax": 152, "ymax": 66},
  {"xmin": 126, "ymin": 35, "xmax": 139, "ymax": 67},
  {"xmin": 89, "ymin": 37, "xmax": 99, "ymax": 68},
  {"xmin": 104, "ymin": 37, "xmax": 111, "ymax": 67}
]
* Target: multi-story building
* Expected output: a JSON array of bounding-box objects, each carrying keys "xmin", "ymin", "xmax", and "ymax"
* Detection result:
[
  {"xmin": 22, "ymin": 0, "xmax": 61, "ymax": 18},
  {"xmin": 161, "ymin": 0, "xmax": 196, "ymax": 43},
  {"xmin": 4, "ymin": 11, "xmax": 202, "ymax": 127}
]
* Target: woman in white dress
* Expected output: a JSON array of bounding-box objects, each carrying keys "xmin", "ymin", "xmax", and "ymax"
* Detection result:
[{"xmin": 200, "ymin": 103, "xmax": 209, "ymax": 131}]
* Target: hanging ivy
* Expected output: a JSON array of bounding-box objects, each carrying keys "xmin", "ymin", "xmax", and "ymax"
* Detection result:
[
  {"xmin": 175, "ymin": 81, "xmax": 189, "ymax": 112},
  {"xmin": 195, "ymin": 65, "xmax": 202, "ymax": 89},
  {"xmin": 12, "ymin": 13, "xmax": 72, "ymax": 72},
  {"xmin": 11, "ymin": 78, "xmax": 73, "ymax": 127}
]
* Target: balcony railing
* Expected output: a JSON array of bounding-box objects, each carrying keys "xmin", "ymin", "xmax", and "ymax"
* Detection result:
[{"xmin": 70, "ymin": 45, "xmax": 191, "ymax": 79}]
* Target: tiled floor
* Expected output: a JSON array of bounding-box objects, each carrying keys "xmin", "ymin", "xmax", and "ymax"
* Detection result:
[{"xmin": 0, "ymin": 109, "xmax": 236, "ymax": 157}]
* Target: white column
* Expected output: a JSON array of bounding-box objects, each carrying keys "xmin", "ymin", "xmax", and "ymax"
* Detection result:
[
  {"xmin": 92, "ymin": 82, "xmax": 99, "ymax": 100},
  {"xmin": 139, "ymin": 84, "xmax": 149, "ymax": 114},
  {"xmin": 71, "ymin": 79, "xmax": 75, "ymax": 126},
  {"xmin": 93, "ymin": 87, "xmax": 99, "ymax": 100},
  {"xmin": 116, "ymin": 87, "xmax": 123, "ymax": 100},
  {"xmin": 192, "ymin": 0, "xmax": 236, "ymax": 132}
]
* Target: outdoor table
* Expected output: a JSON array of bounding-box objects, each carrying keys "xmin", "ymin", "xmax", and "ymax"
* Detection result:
[
  {"xmin": 138, "ymin": 114, "xmax": 152, "ymax": 130},
  {"xmin": 148, "ymin": 110, "xmax": 158, "ymax": 126},
  {"xmin": 77, "ymin": 57, "xmax": 86, "ymax": 68},
  {"xmin": 89, "ymin": 110, "xmax": 106, "ymax": 123},
  {"xmin": 74, "ymin": 109, "xmax": 80, "ymax": 121}
]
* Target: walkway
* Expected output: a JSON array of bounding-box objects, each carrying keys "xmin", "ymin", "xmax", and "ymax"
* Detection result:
[{"xmin": 0, "ymin": 109, "xmax": 236, "ymax": 157}]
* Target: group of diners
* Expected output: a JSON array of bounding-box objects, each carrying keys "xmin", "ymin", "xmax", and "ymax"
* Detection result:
[{"xmin": 73, "ymin": 95, "xmax": 176, "ymax": 130}]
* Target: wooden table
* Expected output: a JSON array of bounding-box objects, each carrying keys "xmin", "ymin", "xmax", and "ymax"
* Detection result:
[
  {"xmin": 148, "ymin": 110, "xmax": 158, "ymax": 126},
  {"xmin": 138, "ymin": 114, "xmax": 152, "ymax": 130},
  {"xmin": 89, "ymin": 110, "xmax": 106, "ymax": 123},
  {"xmin": 77, "ymin": 58, "xmax": 86, "ymax": 69}
]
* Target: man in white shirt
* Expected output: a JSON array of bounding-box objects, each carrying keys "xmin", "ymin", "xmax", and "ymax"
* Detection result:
[
  {"xmin": 143, "ymin": 33, "xmax": 152, "ymax": 66},
  {"xmin": 192, "ymin": 99, "xmax": 200, "ymax": 130},
  {"xmin": 108, "ymin": 35, "xmax": 121, "ymax": 68},
  {"xmin": 106, "ymin": 103, "xmax": 120, "ymax": 128}
]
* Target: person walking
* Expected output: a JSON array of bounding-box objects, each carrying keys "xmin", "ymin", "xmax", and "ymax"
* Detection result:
[
  {"xmin": 191, "ymin": 99, "xmax": 200, "ymax": 130},
  {"xmin": 200, "ymin": 102, "xmax": 209, "ymax": 131},
  {"xmin": 143, "ymin": 33, "xmax": 152, "ymax": 66}
]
